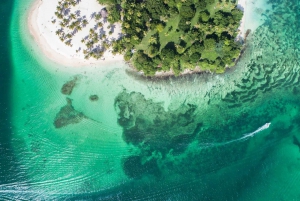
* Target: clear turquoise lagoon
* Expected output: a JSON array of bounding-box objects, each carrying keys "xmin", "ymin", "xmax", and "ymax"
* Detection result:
[{"xmin": 1, "ymin": 0, "xmax": 300, "ymax": 200}]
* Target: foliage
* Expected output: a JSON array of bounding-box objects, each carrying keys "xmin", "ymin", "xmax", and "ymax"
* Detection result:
[
  {"xmin": 107, "ymin": 5, "xmax": 121, "ymax": 23},
  {"xmin": 199, "ymin": 11, "xmax": 210, "ymax": 22},
  {"xmin": 204, "ymin": 38, "xmax": 216, "ymax": 50},
  {"xmin": 95, "ymin": 0, "xmax": 244, "ymax": 76}
]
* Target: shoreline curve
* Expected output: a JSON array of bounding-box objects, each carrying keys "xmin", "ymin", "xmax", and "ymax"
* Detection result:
[{"xmin": 27, "ymin": 0, "xmax": 124, "ymax": 67}]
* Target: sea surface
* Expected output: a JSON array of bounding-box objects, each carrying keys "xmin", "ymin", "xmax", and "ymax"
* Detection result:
[{"xmin": 1, "ymin": 0, "xmax": 300, "ymax": 200}]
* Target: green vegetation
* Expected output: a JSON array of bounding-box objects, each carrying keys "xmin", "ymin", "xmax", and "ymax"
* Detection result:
[
  {"xmin": 100, "ymin": 0, "xmax": 243, "ymax": 76},
  {"xmin": 54, "ymin": 0, "xmax": 242, "ymax": 76}
]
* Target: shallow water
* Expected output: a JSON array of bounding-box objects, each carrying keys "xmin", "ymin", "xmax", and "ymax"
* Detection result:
[{"xmin": 1, "ymin": 0, "xmax": 300, "ymax": 200}]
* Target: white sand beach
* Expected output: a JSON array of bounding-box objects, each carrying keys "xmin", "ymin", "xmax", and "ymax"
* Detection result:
[
  {"xmin": 236, "ymin": 0, "xmax": 246, "ymax": 40},
  {"xmin": 28, "ymin": 0, "xmax": 254, "ymax": 69},
  {"xmin": 28, "ymin": 0, "xmax": 124, "ymax": 67}
]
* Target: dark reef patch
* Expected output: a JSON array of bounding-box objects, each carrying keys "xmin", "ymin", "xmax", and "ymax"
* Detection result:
[
  {"xmin": 114, "ymin": 90, "xmax": 199, "ymax": 154},
  {"xmin": 115, "ymin": 90, "xmax": 205, "ymax": 180},
  {"xmin": 61, "ymin": 76, "xmax": 79, "ymax": 95},
  {"xmin": 54, "ymin": 98, "xmax": 85, "ymax": 128},
  {"xmin": 89, "ymin": 95, "xmax": 99, "ymax": 101},
  {"xmin": 123, "ymin": 155, "xmax": 160, "ymax": 178}
]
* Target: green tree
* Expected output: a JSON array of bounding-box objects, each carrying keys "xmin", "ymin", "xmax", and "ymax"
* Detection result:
[
  {"xmin": 156, "ymin": 24, "xmax": 165, "ymax": 32},
  {"xmin": 145, "ymin": 0, "xmax": 168, "ymax": 20},
  {"xmin": 190, "ymin": 52, "xmax": 201, "ymax": 63},
  {"xmin": 178, "ymin": 18, "xmax": 191, "ymax": 31},
  {"xmin": 124, "ymin": 50, "xmax": 132, "ymax": 61},
  {"xmin": 108, "ymin": 5, "xmax": 121, "ymax": 23},
  {"xmin": 204, "ymin": 38, "xmax": 216, "ymax": 50},
  {"xmin": 180, "ymin": 5, "xmax": 195, "ymax": 19},
  {"xmin": 199, "ymin": 11, "xmax": 210, "ymax": 22},
  {"xmin": 205, "ymin": 0, "xmax": 215, "ymax": 5}
]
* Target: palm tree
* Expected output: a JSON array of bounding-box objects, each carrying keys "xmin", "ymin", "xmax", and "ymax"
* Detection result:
[
  {"xmin": 124, "ymin": 23, "xmax": 130, "ymax": 29},
  {"xmin": 57, "ymin": 13, "xmax": 63, "ymax": 19},
  {"xmin": 132, "ymin": 35, "xmax": 139, "ymax": 41},
  {"xmin": 70, "ymin": 13, "xmax": 76, "ymax": 20},
  {"xmin": 65, "ymin": 40, "xmax": 72, "ymax": 46},
  {"xmin": 136, "ymin": 27, "xmax": 141, "ymax": 33},
  {"xmin": 93, "ymin": 35, "xmax": 99, "ymax": 43},
  {"xmin": 66, "ymin": 33, "xmax": 72, "ymax": 39},
  {"xmin": 69, "ymin": 22, "xmax": 76, "ymax": 29},
  {"xmin": 59, "ymin": 22, "xmax": 65, "ymax": 27},
  {"xmin": 82, "ymin": 19, "xmax": 88, "ymax": 27},
  {"xmin": 63, "ymin": 18, "xmax": 69, "ymax": 25},
  {"xmin": 136, "ymin": 11, "xmax": 141, "ymax": 17},
  {"xmin": 86, "ymin": 42, "xmax": 93, "ymax": 49},
  {"xmin": 63, "ymin": 2, "xmax": 69, "ymax": 9},
  {"xmin": 95, "ymin": 14, "xmax": 101, "ymax": 21},
  {"xmin": 123, "ymin": 37, "xmax": 130, "ymax": 43},
  {"xmin": 102, "ymin": 41, "xmax": 109, "ymax": 49},
  {"xmin": 128, "ymin": 9, "xmax": 133, "ymax": 15},
  {"xmin": 97, "ymin": 22, "xmax": 103, "ymax": 27}
]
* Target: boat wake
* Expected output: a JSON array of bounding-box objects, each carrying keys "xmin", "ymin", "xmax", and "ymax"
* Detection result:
[{"xmin": 200, "ymin": 123, "xmax": 271, "ymax": 148}]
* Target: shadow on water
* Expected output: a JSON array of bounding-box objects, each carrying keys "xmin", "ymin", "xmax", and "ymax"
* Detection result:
[{"xmin": 0, "ymin": 0, "xmax": 21, "ymax": 185}]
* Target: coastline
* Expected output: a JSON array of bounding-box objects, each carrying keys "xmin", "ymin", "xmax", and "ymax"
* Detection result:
[
  {"xmin": 27, "ymin": 0, "xmax": 124, "ymax": 67},
  {"xmin": 126, "ymin": 61, "xmax": 208, "ymax": 78},
  {"xmin": 28, "ymin": 0, "xmax": 246, "ymax": 72},
  {"xmin": 236, "ymin": 0, "xmax": 246, "ymax": 41}
]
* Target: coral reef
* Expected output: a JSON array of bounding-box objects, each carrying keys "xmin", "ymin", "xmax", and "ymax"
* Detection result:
[
  {"xmin": 54, "ymin": 98, "xmax": 85, "ymax": 128},
  {"xmin": 61, "ymin": 76, "xmax": 78, "ymax": 95}
]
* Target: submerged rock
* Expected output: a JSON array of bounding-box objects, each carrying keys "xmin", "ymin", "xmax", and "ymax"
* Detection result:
[
  {"xmin": 61, "ymin": 76, "xmax": 79, "ymax": 95},
  {"xmin": 114, "ymin": 90, "xmax": 199, "ymax": 153},
  {"xmin": 123, "ymin": 156, "xmax": 160, "ymax": 178},
  {"xmin": 89, "ymin": 95, "xmax": 99, "ymax": 101},
  {"xmin": 54, "ymin": 98, "xmax": 85, "ymax": 128}
]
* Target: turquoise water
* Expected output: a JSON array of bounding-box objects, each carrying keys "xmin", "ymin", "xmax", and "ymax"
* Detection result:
[{"xmin": 1, "ymin": 0, "xmax": 300, "ymax": 200}]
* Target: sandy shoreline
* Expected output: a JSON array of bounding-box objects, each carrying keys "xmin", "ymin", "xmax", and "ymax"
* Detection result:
[
  {"xmin": 28, "ymin": 0, "xmax": 247, "ymax": 70},
  {"xmin": 236, "ymin": 0, "xmax": 246, "ymax": 40},
  {"xmin": 28, "ymin": 0, "xmax": 124, "ymax": 67}
]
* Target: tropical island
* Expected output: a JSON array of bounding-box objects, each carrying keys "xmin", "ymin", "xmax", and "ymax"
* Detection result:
[{"xmin": 28, "ymin": 0, "xmax": 245, "ymax": 76}]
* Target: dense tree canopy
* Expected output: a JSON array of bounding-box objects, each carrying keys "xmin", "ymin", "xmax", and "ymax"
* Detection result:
[{"xmin": 101, "ymin": 0, "xmax": 244, "ymax": 76}]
